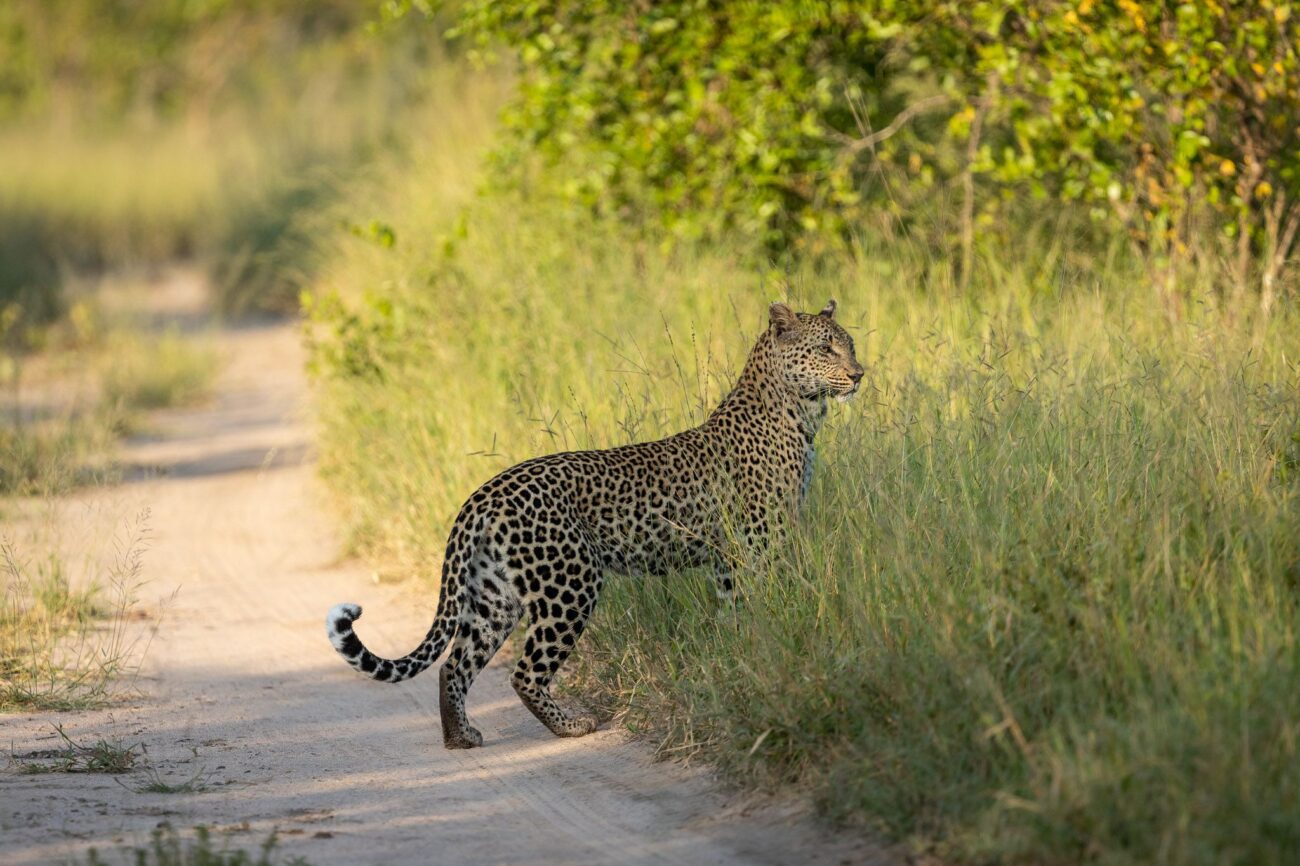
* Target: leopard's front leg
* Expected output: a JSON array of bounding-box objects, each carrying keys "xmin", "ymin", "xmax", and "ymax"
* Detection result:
[{"xmin": 711, "ymin": 569, "xmax": 736, "ymax": 606}]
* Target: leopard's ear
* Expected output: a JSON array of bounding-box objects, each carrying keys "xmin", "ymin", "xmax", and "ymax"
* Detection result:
[
  {"xmin": 819, "ymin": 299, "xmax": 837, "ymax": 320},
  {"xmin": 769, "ymin": 302, "xmax": 800, "ymax": 340}
]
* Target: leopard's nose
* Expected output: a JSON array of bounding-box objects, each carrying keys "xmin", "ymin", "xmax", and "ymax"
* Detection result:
[{"xmin": 849, "ymin": 367, "xmax": 864, "ymax": 383}]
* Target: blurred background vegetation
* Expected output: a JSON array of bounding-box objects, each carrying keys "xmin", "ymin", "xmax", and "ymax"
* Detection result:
[
  {"xmin": 0, "ymin": 0, "xmax": 435, "ymax": 338},
  {"xmin": 4, "ymin": 2, "xmax": 1299, "ymax": 864}
]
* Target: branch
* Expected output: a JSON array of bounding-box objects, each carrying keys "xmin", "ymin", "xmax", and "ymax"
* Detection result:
[{"xmin": 832, "ymin": 94, "xmax": 951, "ymax": 154}]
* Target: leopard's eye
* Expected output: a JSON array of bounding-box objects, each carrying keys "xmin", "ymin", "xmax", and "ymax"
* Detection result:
[{"xmin": 820, "ymin": 344, "xmax": 835, "ymax": 355}]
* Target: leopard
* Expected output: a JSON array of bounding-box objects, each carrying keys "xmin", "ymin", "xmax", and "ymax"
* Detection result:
[{"xmin": 326, "ymin": 300, "xmax": 863, "ymax": 749}]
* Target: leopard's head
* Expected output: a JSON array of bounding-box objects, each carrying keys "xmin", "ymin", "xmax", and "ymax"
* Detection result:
[{"xmin": 768, "ymin": 300, "xmax": 864, "ymax": 403}]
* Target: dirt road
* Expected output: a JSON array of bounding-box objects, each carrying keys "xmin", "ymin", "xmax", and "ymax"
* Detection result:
[{"xmin": 0, "ymin": 284, "xmax": 888, "ymax": 865}]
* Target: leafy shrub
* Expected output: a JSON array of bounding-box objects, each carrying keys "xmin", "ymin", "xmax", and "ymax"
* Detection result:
[
  {"xmin": 444, "ymin": 1, "xmax": 923, "ymax": 248},
  {"xmin": 404, "ymin": 0, "xmax": 1299, "ymax": 300},
  {"xmin": 957, "ymin": 2, "xmax": 1300, "ymax": 301}
]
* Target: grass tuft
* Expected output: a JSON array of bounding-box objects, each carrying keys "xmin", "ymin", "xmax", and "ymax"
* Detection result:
[
  {"xmin": 12, "ymin": 723, "xmax": 139, "ymax": 774},
  {"xmin": 0, "ymin": 416, "xmax": 117, "ymax": 496},
  {"xmin": 101, "ymin": 329, "xmax": 216, "ymax": 413},
  {"xmin": 131, "ymin": 747, "xmax": 213, "ymax": 795},
  {"xmin": 0, "ymin": 512, "xmax": 150, "ymax": 711},
  {"xmin": 133, "ymin": 775, "xmax": 211, "ymax": 796}
]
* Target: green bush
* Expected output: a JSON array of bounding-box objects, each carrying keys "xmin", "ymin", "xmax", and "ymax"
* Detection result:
[
  {"xmin": 442, "ymin": 1, "xmax": 925, "ymax": 248},
  {"xmin": 957, "ymin": 2, "xmax": 1300, "ymax": 302},
  {"xmin": 406, "ymin": 0, "xmax": 1298, "ymax": 300}
]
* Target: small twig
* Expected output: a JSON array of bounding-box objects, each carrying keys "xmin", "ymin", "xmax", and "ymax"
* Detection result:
[
  {"xmin": 831, "ymin": 93, "xmax": 951, "ymax": 154},
  {"xmin": 960, "ymin": 73, "xmax": 1000, "ymax": 292}
]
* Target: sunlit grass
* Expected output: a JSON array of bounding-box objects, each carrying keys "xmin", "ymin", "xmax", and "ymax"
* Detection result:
[
  {"xmin": 0, "ymin": 303, "xmax": 217, "ymax": 495},
  {"xmin": 0, "ymin": 414, "xmax": 118, "ymax": 496},
  {"xmin": 577, "ymin": 302, "xmax": 1300, "ymax": 864},
  {"xmin": 0, "ymin": 125, "xmax": 220, "ymax": 263}
]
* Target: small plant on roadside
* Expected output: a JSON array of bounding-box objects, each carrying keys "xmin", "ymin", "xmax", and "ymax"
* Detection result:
[
  {"xmin": 133, "ymin": 773, "xmax": 211, "ymax": 795},
  {"xmin": 12, "ymin": 723, "xmax": 139, "ymax": 774},
  {"xmin": 0, "ymin": 416, "xmax": 117, "ymax": 496},
  {"xmin": 130, "ymin": 747, "xmax": 213, "ymax": 794},
  {"xmin": 81, "ymin": 824, "xmax": 312, "ymax": 866},
  {"xmin": 13, "ymin": 728, "xmax": 216, "ymax": 795}
]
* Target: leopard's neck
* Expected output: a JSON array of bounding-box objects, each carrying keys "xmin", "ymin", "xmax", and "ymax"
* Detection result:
[{"xmin": 706, "ymin": 331, "xmax": 827, "ymax": 446}]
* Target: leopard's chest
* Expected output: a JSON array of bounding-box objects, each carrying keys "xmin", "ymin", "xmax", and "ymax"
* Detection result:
[{"xmin": 800, "ymin": 444, "xmax": 815, "ymax": 504}]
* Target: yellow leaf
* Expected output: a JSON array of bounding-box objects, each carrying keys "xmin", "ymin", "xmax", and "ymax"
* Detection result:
[
  {"xmin": 1255, "ymin": 181, "xmax": 1273, "ymax": 199},
  {"xmin": 1219, "ymin": 159, "xmax": 1236, "ymax": 176}
]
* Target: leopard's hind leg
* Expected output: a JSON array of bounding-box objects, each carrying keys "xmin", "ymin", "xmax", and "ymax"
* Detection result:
[
  {"xmin": 510, "ymin": 546, "xmax": 602, "ymax": 738},
  {"xmin": 438, "ymin": 554, "xmax": 522, "ymax": 749}
]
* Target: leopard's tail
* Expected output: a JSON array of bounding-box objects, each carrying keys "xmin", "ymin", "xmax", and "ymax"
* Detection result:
[{"xmin": 326, "ymin": 546, "xmax": 466, "ymax": 684}]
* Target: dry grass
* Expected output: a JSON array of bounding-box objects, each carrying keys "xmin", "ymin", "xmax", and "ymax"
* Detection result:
[
  {"xmin": 101, "ymin": 329, "xmax": 216, "ymax": 413},
  {"xmin": 0, "ymin": 511, "xmax": 152, "ymax": 712},
  {"xmin": 1, "ymin": 291, "xmax": 216, "ymax": 495}
]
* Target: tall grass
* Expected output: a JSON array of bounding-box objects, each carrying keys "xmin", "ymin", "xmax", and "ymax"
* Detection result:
[
  {"xmin": 578, "ymin": 301, "xmax": 1300, "ymax": 864},
  {"xmin": 308, "ymin": 73, "xmax": 1300, "ymax": 865}
]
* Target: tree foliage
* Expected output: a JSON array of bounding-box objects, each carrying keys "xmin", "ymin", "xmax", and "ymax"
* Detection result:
[
  {"xmin": 449, "ymin": 1, "xmax": 916, "ymax": 248},
  {"xmin": 427, "ymin": 0, "xmax": 1298, "ymax": 297},
  {"xmin": 959, "ymin": 1, "xmax": 1300, "ymax": 299}
]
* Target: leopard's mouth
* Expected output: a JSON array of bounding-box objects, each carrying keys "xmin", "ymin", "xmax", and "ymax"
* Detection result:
[{"xmin": 834, "ymin": 384, "xmax": 859, "ymax": 404}]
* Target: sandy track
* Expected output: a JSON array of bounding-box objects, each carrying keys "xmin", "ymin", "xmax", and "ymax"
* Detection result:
[{"xmin": 0, "ymin": 290, "xmax": 889, "ymax": 865}]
